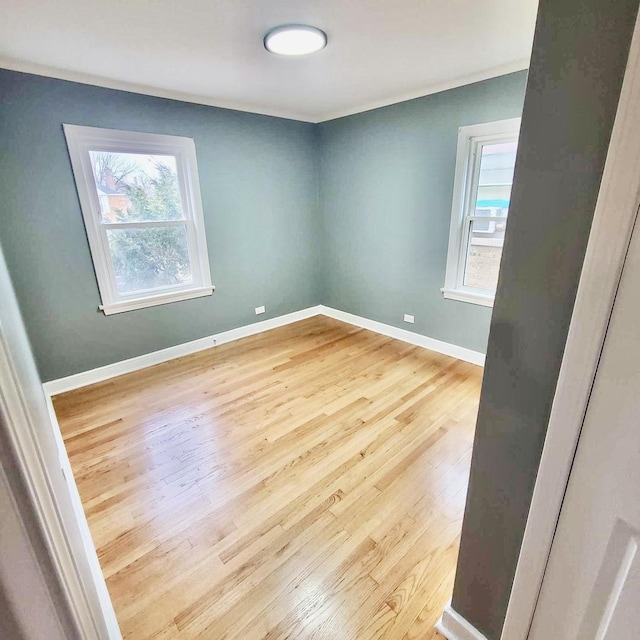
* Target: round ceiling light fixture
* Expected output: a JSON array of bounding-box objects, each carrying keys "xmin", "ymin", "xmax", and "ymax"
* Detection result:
[{"xmin": 264, "ymin": 25, "xmax": 327, "ymax": 56}]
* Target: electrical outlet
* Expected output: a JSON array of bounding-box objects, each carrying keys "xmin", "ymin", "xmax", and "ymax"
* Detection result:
[
  {"xmin": 404, "ymin": 313, "xmax": 415, "ymax": 324},
  {"xmin": 255, "ymin": 305, "xmax": 266, "ymax": 315}
]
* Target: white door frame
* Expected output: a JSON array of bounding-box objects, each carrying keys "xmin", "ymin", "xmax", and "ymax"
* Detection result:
[
  {"xmin": 501, "ymin": 11, "xmax": 640, "ymax": 640},
  {"xmin": 0, "ymin": 248, "xmax": 121, "ymax": 639}
]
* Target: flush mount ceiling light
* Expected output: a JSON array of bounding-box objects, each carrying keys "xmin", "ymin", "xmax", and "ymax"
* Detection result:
[{"xmin": 264, "ymin": 25, "xmax": 327, "ymax": 56}]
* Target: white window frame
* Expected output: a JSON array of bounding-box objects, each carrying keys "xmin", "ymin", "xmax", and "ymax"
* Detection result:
[
  {"xmin": 442, "ymin": 117, "xmax": 521, "ymax": 307},
  {"xmin": 64, "ymin": 124, "xmax": 213, "ymax": 315}
]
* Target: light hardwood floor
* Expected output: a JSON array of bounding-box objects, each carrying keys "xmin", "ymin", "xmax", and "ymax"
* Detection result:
[{"xmin": 54, "ymin": 316, "xmax": 483, "ymax": 639}]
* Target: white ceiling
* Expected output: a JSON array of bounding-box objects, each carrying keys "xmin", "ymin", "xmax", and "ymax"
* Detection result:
[{"xmin": 0, "ymin": 0, "xmax": 539, "ymax": 122}]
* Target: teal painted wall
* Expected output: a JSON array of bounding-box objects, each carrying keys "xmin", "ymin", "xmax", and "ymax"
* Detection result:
[
  {"xmin": 317, "ymin": 71, "xmax": 528, "ymax": 353},
  {"xmin": 0, "ymin": 69, "xmax": 321, "ymax": 381},
  {"xmin": 452, "ymin": 0, "xmax": 639, "ymax": 636},
  {"xmin": 0, "ymin": 68, "xmax": 526, "ymax": 382}
]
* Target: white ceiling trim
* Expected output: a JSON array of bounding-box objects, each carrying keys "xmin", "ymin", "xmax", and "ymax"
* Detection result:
[
  {"xmin": 0, "ymin": 57, "xmax": 316, "ymax": 123},
  {"xmin": 0, "ymin": 56, "xmax": 529, "ymax": 124},
  {"xmin": 318, "ymin": 59, "xmax": 530, "ymax": 122}
]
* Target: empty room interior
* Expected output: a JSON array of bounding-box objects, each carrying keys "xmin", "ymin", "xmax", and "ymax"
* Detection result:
[{"xmin": 2, "ymin": 1, "xmax": 640, "ymax": 640}]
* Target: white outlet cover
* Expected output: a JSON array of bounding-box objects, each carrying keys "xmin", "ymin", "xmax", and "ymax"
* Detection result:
[
  {"xmin": 255, "ymin": 306, "xmax": 266, "ymax": 315},
  {"xmin": 404, "ymin": 314, "xmax": 415, "ymax": 323}
]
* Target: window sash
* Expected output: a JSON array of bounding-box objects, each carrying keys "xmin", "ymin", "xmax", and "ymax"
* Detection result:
[
  {"xmin": 98, "ymin": 220, "xmax": 197, "ymax": 300},
  {"xmin": 456, "ymin": 136, "xmax": 515, "ymax": 293},
  {"xmin": 64, "ymin": 125, "xmax": 213, "ymax": 314},
  {"xmin": 460, "ymin": 215, "xmax": 508, "ymax": 291},
  {"xmin": 442, "ymin": 118, "xmax": 520, "ymax": 307}
]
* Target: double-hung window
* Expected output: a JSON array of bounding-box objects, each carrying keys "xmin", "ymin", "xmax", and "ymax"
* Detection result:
[
  {"xmin": 64, "ymin": 125, "xmax": 213, "ymax": 315},
  {"xmin": 442, "ymin": 117, "xmax": 520, "ymax": 307}
]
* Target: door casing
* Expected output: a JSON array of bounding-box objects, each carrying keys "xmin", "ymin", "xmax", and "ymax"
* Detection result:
[{"xmin": 501, "ymin": 10, "xmax": 640, "ymax": 640}]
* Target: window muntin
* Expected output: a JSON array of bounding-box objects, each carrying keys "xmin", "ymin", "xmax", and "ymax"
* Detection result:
[
  {"xmin": 443, "ymin": 119, "xmax": 520, "ymax": 307},
  {"xmin": 64, "ymin": 126, "xmax": 213, "ymax": 315}
]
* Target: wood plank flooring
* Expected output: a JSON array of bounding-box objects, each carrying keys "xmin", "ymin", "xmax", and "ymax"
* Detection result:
[{"xmin": 54, "ymin": 316, "xmax": 483, "ymax": 639}]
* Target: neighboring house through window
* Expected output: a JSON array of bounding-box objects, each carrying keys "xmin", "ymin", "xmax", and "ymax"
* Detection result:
[
  {"xmin": 442, "ymin": 117, "xmax": 521, "ymax": 306},
  {"xmin": 64, "ymin": 125, "xmax": 213, "ymax": 315}
]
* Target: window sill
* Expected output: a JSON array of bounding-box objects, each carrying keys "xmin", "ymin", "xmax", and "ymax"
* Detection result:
[
  {"xmin": 441, "ymin": 288, "xmax": 494, "ymax": 308},
  {"xmin": 100, "ymin": 286, "xmax": 214, "ymax": 315}
]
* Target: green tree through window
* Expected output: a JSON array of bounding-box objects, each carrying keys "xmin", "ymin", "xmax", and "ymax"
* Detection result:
[{"xmin": 91, "ymin": 152, "xmax": 192, "ymax": 294}]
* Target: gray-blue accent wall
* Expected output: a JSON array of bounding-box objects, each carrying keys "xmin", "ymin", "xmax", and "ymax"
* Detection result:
[
  {"xmin": 0, "ymin": 70, "xmax": 322, "ymax": 381},
  {"xmin": 317, "ymin": 71, "xmax": 527, "ymax": 353},
  {"xmin": 0, "ymin": 69, "xmax": 527, "ymax": 382}
]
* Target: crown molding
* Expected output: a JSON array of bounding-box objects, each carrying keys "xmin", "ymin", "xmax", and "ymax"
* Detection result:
[
  {"xmin": 0, "ymin": 57, "xmax": 316, "ymax": 123},
  {"xmin": 0, "ymin": 56, "xmax": 528, "ymax": 124},
  {"xmin": 316, "ymin": 59, "xmax": 530, "ymax": 122}
]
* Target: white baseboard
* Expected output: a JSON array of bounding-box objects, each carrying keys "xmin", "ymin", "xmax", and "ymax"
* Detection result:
[
  {"xmin": 318, "ymin": 306, "xmax": 486, "ymax": 367},
  {"xmin": 43, "ymin": 304, "xmax": 485, "ymax": 396},
  {"xmin": 43, "ymin": 306, "xmax": 322, "ymax": 396},
  {"xmin": 436, "ymin": 603, "xmax": 489, "ymax": 640}
]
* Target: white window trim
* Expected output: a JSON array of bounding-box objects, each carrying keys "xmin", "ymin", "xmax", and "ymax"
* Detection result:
[
  {"xmin": 64, "ymin": 125, "xmax": 213, "ymax": 315},
  {"xmin": 442, "ymin": 117, "xmax": 521, "ymax": 307}
]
